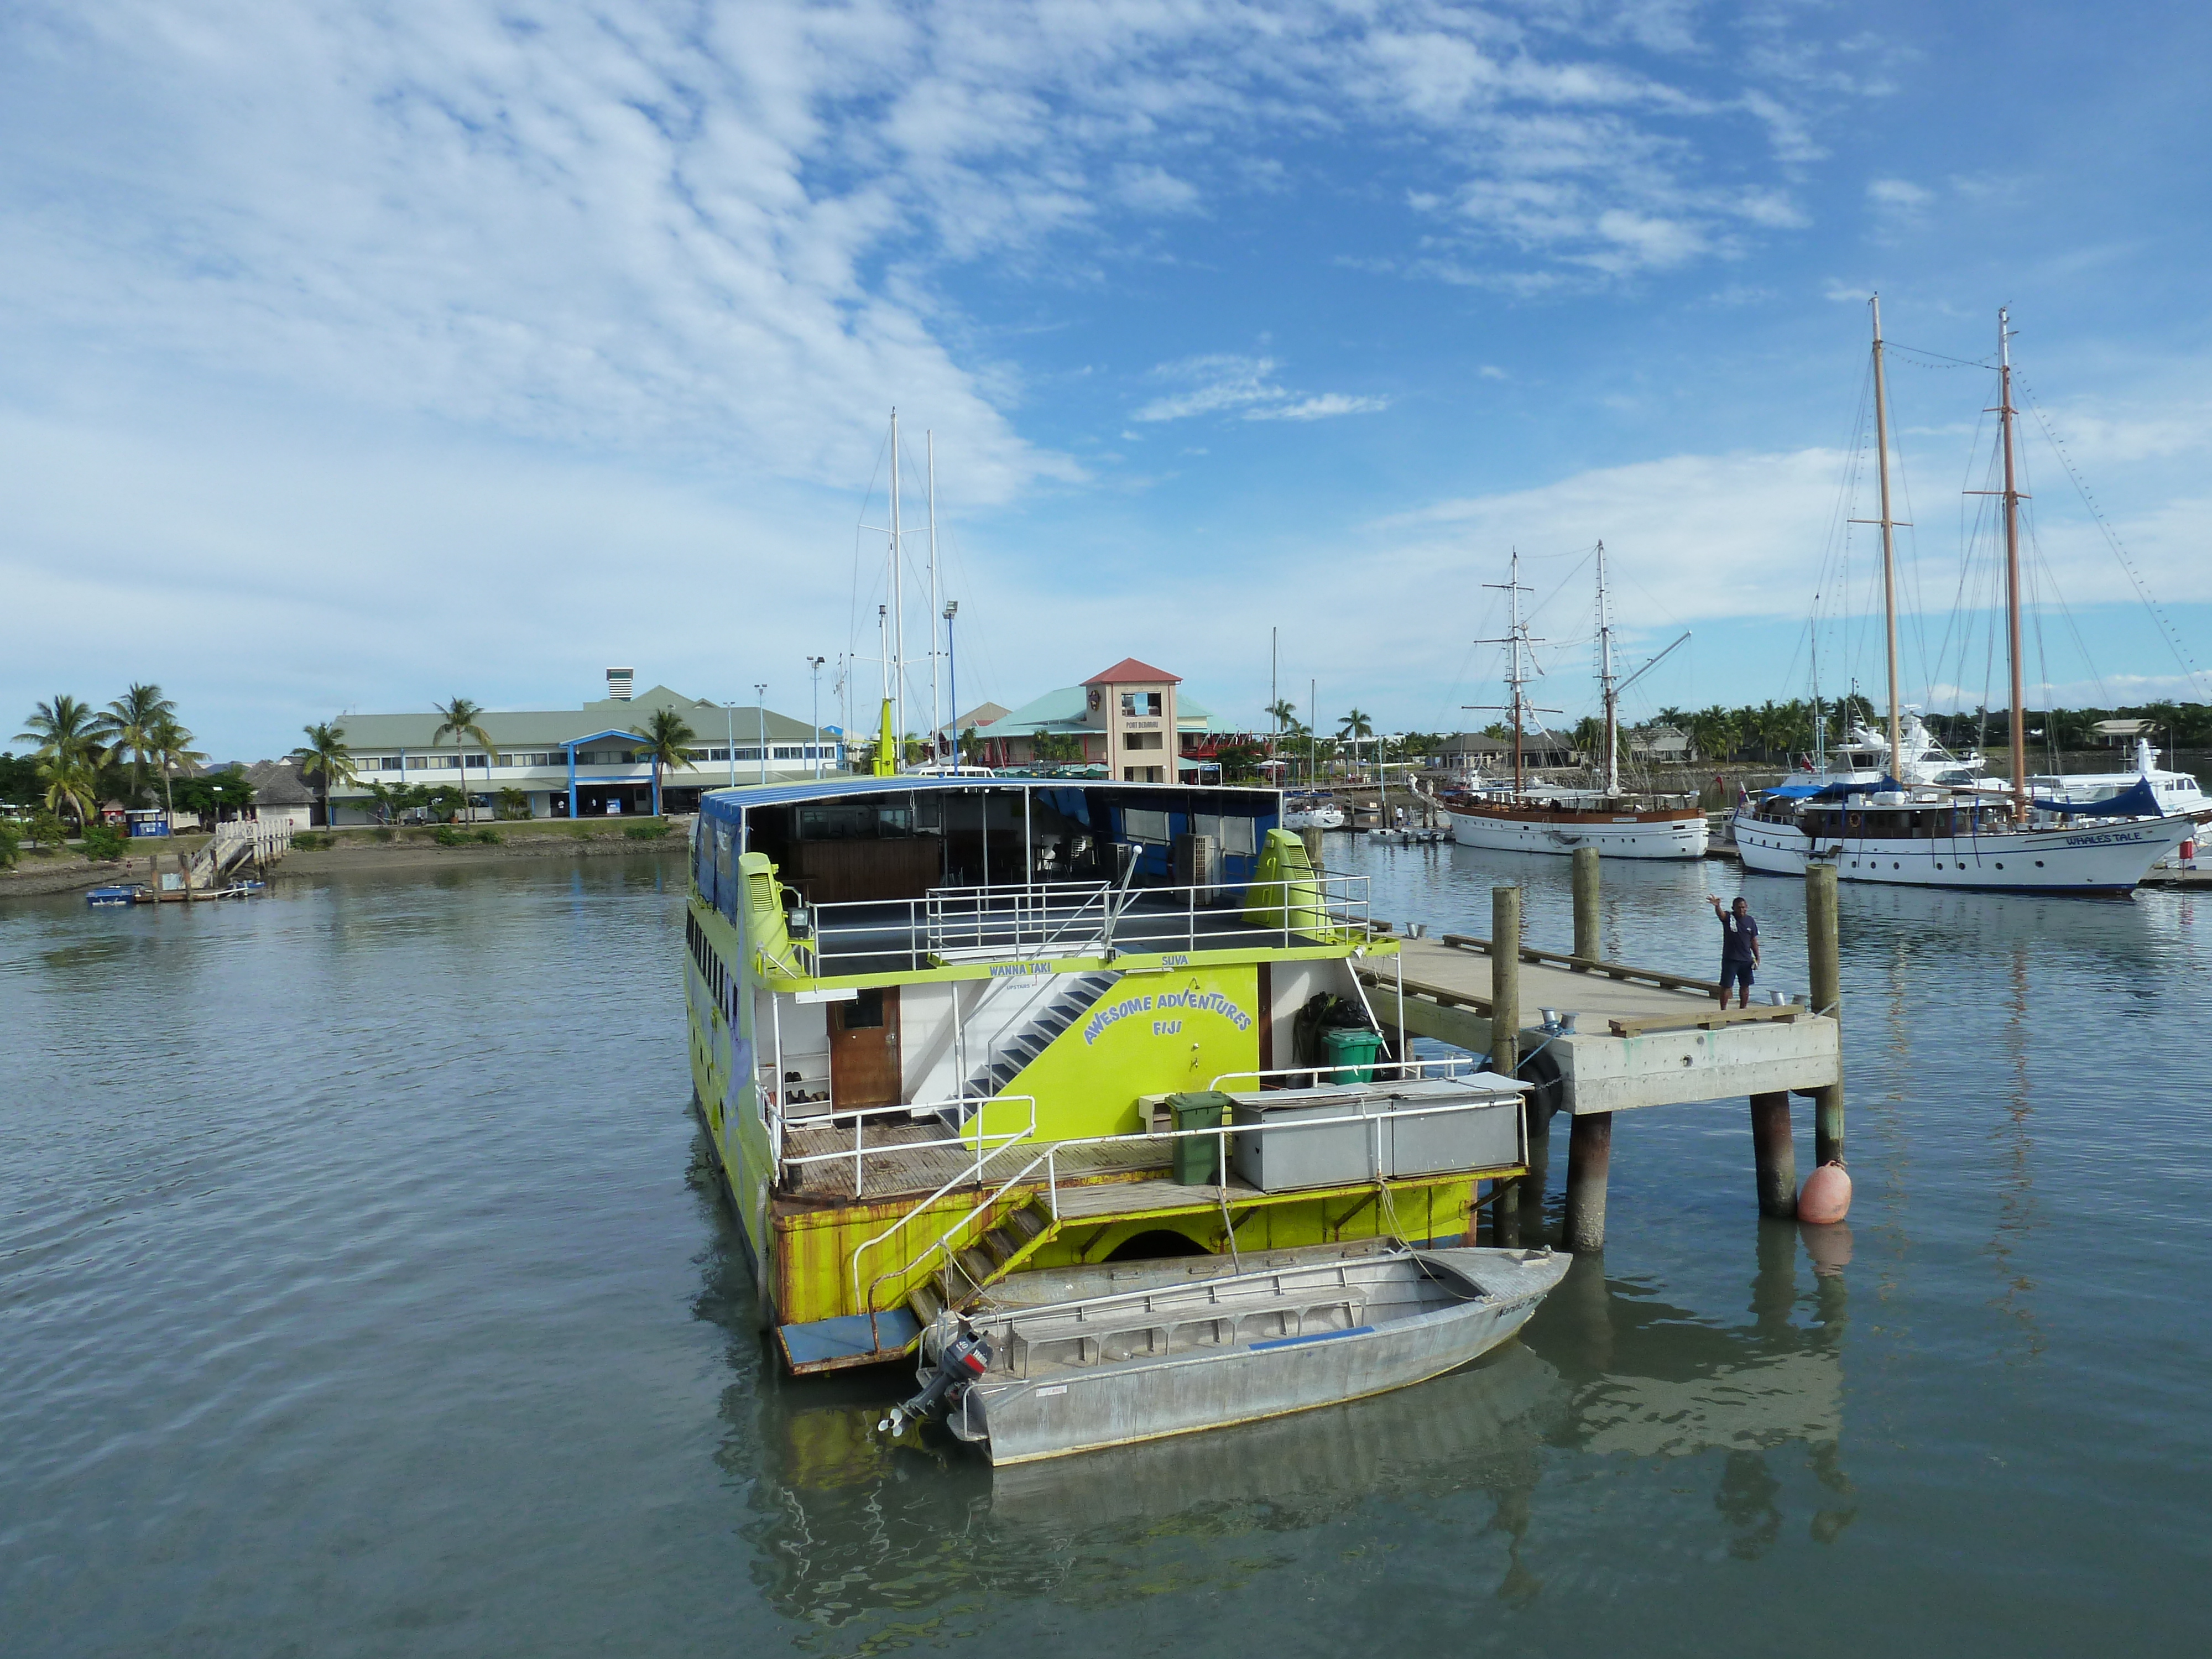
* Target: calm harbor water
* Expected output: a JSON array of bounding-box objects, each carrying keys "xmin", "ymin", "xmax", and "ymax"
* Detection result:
[{"xmin": 3, "ymin": 845, "xmax": 2206, "ymax": 1655}]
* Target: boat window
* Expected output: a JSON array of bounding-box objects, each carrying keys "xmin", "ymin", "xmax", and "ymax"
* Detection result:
[
  {"xmin": 1124, "ymin": 808, "xmax": 1170, "ymax": 844},
  {"xmin": 841, "ymin": 988, "xmax": 886, "ymax": 1030}
]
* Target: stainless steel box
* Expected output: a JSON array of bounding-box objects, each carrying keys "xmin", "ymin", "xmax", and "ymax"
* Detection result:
[
  {"xmin": 1229, "ymin": 1089, "xmax": 1385, "ymax": 1192},
  {"xmin": 1228, "ymin": 1078, "xmax": 1525, "ymax": 1192},
  {"xmin": 1384, "ymin": 1079, "xmax": 1524, "ymax": 1176}
]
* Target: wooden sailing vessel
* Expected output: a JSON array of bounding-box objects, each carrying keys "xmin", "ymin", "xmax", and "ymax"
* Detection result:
[{"xmin": 1444, "ymin": 547, "xmax": 1708, "ymax": 860}]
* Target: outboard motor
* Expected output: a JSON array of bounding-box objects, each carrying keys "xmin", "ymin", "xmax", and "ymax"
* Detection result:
[{"xmin": 878, "ymin": 1321, "xmax": 994, "ymax": 1437}]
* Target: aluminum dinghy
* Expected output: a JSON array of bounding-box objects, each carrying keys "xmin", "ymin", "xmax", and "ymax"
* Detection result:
[{"xmin": 890, "ymin": 1243, "xmax": 1568, "ymax": 1465}]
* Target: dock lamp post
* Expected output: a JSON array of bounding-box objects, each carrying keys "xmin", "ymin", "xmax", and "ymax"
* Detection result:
[
  {"xmin": 755, "ymin": 684, "xmax": 769, "ymax": 785},
  {"xmin": 807, "ymin": 656, "xmax": 826, "ymax": 779},
  {"xmin": 943, "ymin": 599, "xmax": 958, "ymax": 768}
]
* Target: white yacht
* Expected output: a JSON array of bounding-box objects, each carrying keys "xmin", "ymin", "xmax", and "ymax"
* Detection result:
[
  {"xmin": 2028, "ymin": 737, "xmax": 2205, "ymax": 817},
  {"xmin": 1280, "ymin": 794, "xmax": 1347, "ymax": 831},
  {"xmin": 1734, "ymin": 302, "xmax": 2196, "ymax": 894}
]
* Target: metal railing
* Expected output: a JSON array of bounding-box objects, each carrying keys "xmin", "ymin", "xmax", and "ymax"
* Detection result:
[
  {"xmin": 776, "ymin": 1094, "xmax": 1038, "ymax": 1199},
  {"xmin": 851, "ymin": 1081, "xmax": 1530, "ymax": 1347},
  {"xmin": 795, "ymin": 871, "xmax": 1373, "ymax": 976}
]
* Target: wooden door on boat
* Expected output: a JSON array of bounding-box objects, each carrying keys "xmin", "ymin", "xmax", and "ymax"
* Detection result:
[{"xmin": 829, "ymin": 987, "xmax": 902, "ymax": 1108}]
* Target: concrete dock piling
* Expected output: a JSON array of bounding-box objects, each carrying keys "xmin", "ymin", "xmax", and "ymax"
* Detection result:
[
  {"xmin": 1750, "ymin": 1092, "xmax": 1798, "ymax": 1218},
  {"xmin": 1564, "ymin": 1111, "xmax": 1613, "ymax": 1254},
  {"xmin": 1572, "ymin": 846, "xmax": 1600, "ymax": 966}
]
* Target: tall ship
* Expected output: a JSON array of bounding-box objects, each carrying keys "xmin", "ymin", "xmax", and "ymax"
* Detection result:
[
  {"xmin": 1443, "ymin": 546, "xmax": 1709, "ymax": 860},
  {"xmin": 1734, "ymin": 301, "xmax": 2197, "ymax": 893}
]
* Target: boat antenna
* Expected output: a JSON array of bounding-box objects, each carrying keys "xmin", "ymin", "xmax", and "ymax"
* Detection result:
[
  {"xmin": 889, "ymin": 409, "xmax": 905, "ymax": 771},
  {"xmin": 1849, "ymin": 294, "xmax": 1911, "ymax": 781},
  {"xmin": 926, "ymin": 428, "xmax": 940, "ymax": 767}
]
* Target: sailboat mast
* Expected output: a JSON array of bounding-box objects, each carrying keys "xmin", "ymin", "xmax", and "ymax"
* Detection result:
[
  {"xmin": 927, "ymin": 429, "xmax": 940, "ymax": 766},
  {"xmin": 1510, "ymin": 551, "xmax": 1526, "ymax": 796},
  {"xmin": 1870, "ymin": 295, "xmax": 1905, "ymax": 777},
  {"xmin": 1596, "ymin": 540, "xmax": 1619, "ymax": 795},
  {"xmin": 889, "ymin": 410, "xmax": 905, "ymax": 771},
  {"xmin": 1998, "ymin": 307, "xmax": 2028, "ymax": 816}
]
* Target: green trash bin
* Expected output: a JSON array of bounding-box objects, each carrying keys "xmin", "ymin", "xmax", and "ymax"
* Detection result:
[
  {"xmin": 1321, "ymin": 1025, "xmax": 1385, "ymax": 1084},
  {"xmin": 1167, "ymin": 1091, "xmax": 1234, "ymax": 1185}
]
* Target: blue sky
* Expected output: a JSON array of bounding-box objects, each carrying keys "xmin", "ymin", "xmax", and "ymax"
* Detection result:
[{"xmin": 4, "ymin": 1, "xmax": 2209, "ymax": 759}]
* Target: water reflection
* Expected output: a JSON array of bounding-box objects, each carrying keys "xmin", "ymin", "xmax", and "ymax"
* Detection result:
[{"xmin": 705, "ymin": 1122, "xmax": 1859, "ymax": 1627}]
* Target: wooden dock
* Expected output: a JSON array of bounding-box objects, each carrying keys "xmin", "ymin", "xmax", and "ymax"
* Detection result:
[{"xmin": 1357, "ymin": 851, "xmax": 1847, "ymax": 1251}]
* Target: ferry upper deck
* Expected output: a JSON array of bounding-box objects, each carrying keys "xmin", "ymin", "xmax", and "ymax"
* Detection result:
[{"xmin": 691, "ymin": 774, "xmax": 1370, "ymax": 984}]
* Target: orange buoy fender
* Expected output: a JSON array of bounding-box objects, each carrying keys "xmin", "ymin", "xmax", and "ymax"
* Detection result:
[{"xmin": 1798, "ymin": 1161, "xmax": 1851, "ymax": 1224}]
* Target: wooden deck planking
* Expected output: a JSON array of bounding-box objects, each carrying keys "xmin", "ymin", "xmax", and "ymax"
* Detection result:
[{"xmin": 1380, "ymin": 936, "xmax": 1719, "ymax": 1024}]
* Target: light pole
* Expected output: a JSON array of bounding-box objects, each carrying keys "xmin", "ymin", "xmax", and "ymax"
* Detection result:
[
  {"xmin": 943, "ymin": 599, "xmax": 959, "ymax": 769},
  {"xmin": 806, "ymin": 656, "xmax": 826, "ymax": 779},
  {"xmin": 755, "ymin": 684, "xmax": 769, "ymax": 785}
]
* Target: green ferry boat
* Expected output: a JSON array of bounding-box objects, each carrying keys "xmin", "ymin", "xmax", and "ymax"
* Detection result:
[{"xmin": 683, "ymin": 774, "xmax": 1531, "ymax": 1375}]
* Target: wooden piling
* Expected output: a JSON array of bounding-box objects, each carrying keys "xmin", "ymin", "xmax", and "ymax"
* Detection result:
[
  {"xmin": 1564, "ymin": 1110, "xmax": 1613, "ymax": 1253},
  {"xmin": 1805, "ymin": 862, "xmax": 1845, "ymax": 1167},
  {"xmin": 1492, "ymin": 885, "xmax": 1521, "ymax": 1245},
  {"xmin": 1572, "ymin": 846, "xmax": 1600, "ymax": 966},
  {"xmin": 1299, "ymin": 827, "xmax": 1324, "ymax": 869},
  {"xmin": 1490, "ymin": 885, "xmax": 1520, "ymax": 1077},
  {"xmin": 1749, "ymin": 1092, "xmax": 1797, "ymax": 1218}
]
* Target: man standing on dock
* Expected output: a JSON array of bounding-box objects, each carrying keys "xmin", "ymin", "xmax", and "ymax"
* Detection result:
[{"xmin": 1708, "ymin": 894, "xmax": 1759, "ymax": 1009}]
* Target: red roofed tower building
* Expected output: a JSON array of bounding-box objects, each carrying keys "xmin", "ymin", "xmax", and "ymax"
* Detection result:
[{"xmin": 1082, "ymin": 658, "xmax": 1181, "ymax": 783}]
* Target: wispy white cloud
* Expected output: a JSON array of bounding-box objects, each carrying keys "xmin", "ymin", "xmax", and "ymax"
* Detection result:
[
  {"xmin": 1246, "ymin": 393, "xmax": 1393, "ymax": 421},
  {"xmin": 1135, "ymin": 355, "xmax": 1386, "ymax": 424}
]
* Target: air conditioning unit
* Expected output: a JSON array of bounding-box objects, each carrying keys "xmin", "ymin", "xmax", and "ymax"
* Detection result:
[{"xmin": 606, "ymin": 667, "xmax": 635, "ymax": 701}]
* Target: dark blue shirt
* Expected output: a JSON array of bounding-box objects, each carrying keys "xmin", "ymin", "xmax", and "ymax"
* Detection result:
[{"xmin": 1721, "ymin": 912, "xmax": 1759, "ymax": 963}]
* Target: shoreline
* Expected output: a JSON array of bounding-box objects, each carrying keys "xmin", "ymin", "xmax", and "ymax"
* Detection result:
[{"xmin": 1, "ymin": 826, "xmax": 683, "ymax": 900}]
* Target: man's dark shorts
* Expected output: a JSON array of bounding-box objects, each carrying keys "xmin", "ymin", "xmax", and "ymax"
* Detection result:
[{"xmin": 1720, "ymin": 958, "xmax": 1756, "ymax": 994}]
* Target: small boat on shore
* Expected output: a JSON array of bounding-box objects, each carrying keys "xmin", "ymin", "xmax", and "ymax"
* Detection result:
[
  {"xmin": 883, "ymin": 1241, "xmax": 1568, "ymax": 1464},
  {"xmin": 1281, "ymin": 794, "xmax": 1346, "ymax": 831}
]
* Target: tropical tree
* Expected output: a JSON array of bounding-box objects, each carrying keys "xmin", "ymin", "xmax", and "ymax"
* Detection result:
[
  {"xmin": 1337, "ymin": 708, "xmax": 1374, "ymax": 779},
  {"xmin": 291, "ymin": 721, "xmax": 359, "ymax": 829},
  {"xmin": 15, "ymin": 695, "xmax": 108, "ymax": 829},
  {"xmin": 1032, "ymin": 730, "xmax": 1086, "ymax": 766},
  {"xmin": 432, "ymin": 697, "xmax": 500, "ymax": 823},
  {"xmin": 361, "ymin": 779, "xmax": 427, "ymax": 824},
  {"xmin": 98, "ymin": 684, "xmax": 178, "ymax": 806},
  {"xmin": 170, "ymin": 769, "xmax": 258, "ymax": 823},
  {"xmin": 148, "ymin": 714, "xmax": 205, "ymax": 822},
  {"xmin": 38, "ymin": 755, "xmax": 104, "ymax": 832},
  {"xmin": 629, "ymin": 706, "xmax": 698, "ymax": 817}
]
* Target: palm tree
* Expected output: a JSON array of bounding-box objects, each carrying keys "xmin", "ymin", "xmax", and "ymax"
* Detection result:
[
  {"xmin": 629, "ymin": 707, "xmax": 697, "ymax": 818},
  {"xmin": 291, "ymin": 721, "xmax": 359, "ymax": 829},
  {"xmin": 1338, "ymin": 707, "xmax": 1374, "ymax": 780},
  {"xmin": 36, "ymin": 754, "xmax": 103, "ymax": 831},
  {"xmin": 15, "ymin": 695, "xmax": 107, "ymax": 830},
  {"xmin": 98, "ymin": 683, "xmax": 177, "ymax": 807},
  {"xmin": 432, "ymin": 697, "xmax": 500, "ymax": 823},
  {"xmin": 149, "ymin": 713, "xmax": 205, "ymax": 823}
]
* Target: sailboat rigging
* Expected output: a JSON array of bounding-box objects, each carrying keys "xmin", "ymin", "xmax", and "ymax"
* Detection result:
[
  {"xmin": 1439, "ymin": 547, "xmax": 1709, "ymax": 860},
  {"xmin": 1733, "ymin": 301, "xmax": 2197, "ymax": 893}
]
